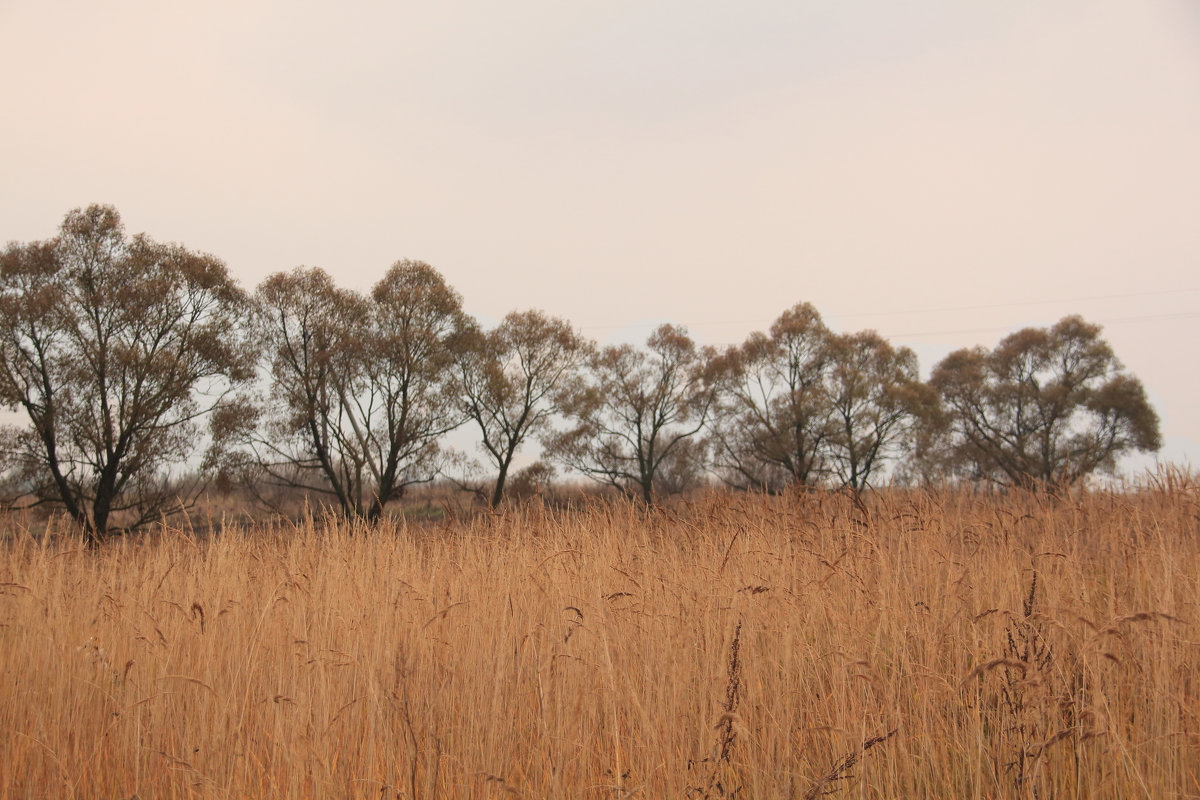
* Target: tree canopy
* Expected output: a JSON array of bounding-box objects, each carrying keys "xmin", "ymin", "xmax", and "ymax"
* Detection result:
[
  {"xmin": 0, "ymin": 206, "xmax": 1171, "ymax": 533},
  {"xmin": 242, "ymin": 261, "xmax": 468, "ymax": 519},
  {"xmin": 452, "ymin": 309, "xmax": 589, "ymax": 507},
  {"xmin": 0, "ymin": 205, "xmax": 253, "ymax": 539},
  {"xmin": 928, "ymin": 316, "xmax": 1161, "ymax": 489},
  {"xmin": 548, "ymin": 324, "xmax": 714, "ymax": 503},
  {"xmin": 706, "ymin": 303, "xmax": 834, "ymax": 492}
]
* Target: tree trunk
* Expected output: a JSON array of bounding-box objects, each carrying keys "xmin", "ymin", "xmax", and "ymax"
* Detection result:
[
  {"xmin": 491, "ymin": 446, "xmax": 519, "ymax": 508},
  {"xmin": 490, "ymin": 469, "xmax": 508, "ymax": 508},
  {"xmin": 89, "ymin": 488, "xmax": 114, "ymax": 546}
]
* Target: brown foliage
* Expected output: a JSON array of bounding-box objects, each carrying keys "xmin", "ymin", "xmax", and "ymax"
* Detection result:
[
  {"xmin": 452, "ymin": 309, "xmax": 589, "ymax": 507},
  {"xmin": 928, "ymin": 315, "xmax": 1161, "ymax": 489},
  {"xmin": 0, "ymin": 205, "xmax": 254, "ymax": 539},
  {"xmin": 548, "ymin": 323, "xmax": 713, "ymax": 503},
  {"xmin": 243, "ymin": 261, "xmax": 469, "ymax": 519},
  {"xmin": 707, "ymin": 303, "xmax": 834, "ymax": 491}
]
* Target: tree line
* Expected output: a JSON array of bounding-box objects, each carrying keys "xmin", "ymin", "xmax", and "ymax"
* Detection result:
[{"xmin": 0, "ymin": 206, "xmax": 1162, "ymax": 540}]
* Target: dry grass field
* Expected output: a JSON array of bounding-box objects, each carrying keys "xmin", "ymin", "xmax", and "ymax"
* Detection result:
[{"xmin": 2, "ymin": 480, "xmax": 1199, "ymax": 799}]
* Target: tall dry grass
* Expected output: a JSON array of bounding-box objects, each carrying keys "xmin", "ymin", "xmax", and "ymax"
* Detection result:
[{"xmin": 1, "ymin": 485, "xmax": 1198, "ymax": 799}]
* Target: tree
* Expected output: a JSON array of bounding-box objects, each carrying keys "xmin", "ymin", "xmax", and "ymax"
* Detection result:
[
  {"xmin": 547, "ymin": 324, "xmax": 713, "ymax": 503},
  {"xmin": 363, "ymin": 261, "xmax": 471, "ymax": 512},
  {"xmin": 0, "ymin": 205, "xmax": 254, "ymax": 540},
  {"xmin": 245, "ymin": 261, "xmax": 468, "ymax": 519},
  {"xmin": 452, "ymin": 310, "xmax": 589, "ymax": 507},
  {"xmin": 928, "ymin": 315, "xmax": 1161, "ymax": 489},
  {"xmin": 238, "ymin": 267, "xmax": 368, "ymax": 515},
  {"xmin": 706, "ymin": 303, "xmax": 834, "ymax": 492},
  {"xmin": 822, "ymin": 330, "xmax": 920, "ymax": 490}
]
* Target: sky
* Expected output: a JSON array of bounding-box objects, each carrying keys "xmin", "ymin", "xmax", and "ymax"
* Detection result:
[{"xmin": 2, "ymin": 0, "xmax": 1199, "ymax": 473}]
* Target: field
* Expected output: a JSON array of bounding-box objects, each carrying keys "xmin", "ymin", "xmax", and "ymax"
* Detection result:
[{"xmin": 1, "ymin": 482, "xmax": 1199, "ymax": 799}]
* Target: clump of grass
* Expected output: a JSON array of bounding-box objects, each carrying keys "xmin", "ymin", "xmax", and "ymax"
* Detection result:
[
  {"xmin": 964, "ymin": 563, "xmax": 1183, "ymax": 798},
  {"xmin": 688, "ymin": 619, "xmax": 745, "ymax": 799},
  {"xmin": 1000, "ymin": 570, "xmax": 1058, "ymax": 793},
  {"xmin": 803, "ymin": 728, "xmax": 897, "ymax": 800}
]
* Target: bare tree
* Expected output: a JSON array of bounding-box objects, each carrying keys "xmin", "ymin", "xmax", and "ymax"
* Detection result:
[
  {"xmin": 928, "ymin": 315, "xmax": 1160, "ymax": 489},
  {"xmin": 238, "ymin": 267, "xmax": 368, "ymax": 515},
  {"xmin": 244, "ymin": 261, "xmax": 468, "ymax": 519},
  {"xmin": 0, "ymin": 205, "xmax": 254, "ymax": 540},
  {"xmin": 823, "ymin": 330, "xmax": 920, "ymax": 490},
  {"xmin": 361, "ymin": 260, "xmax": 469, "ymax": 514},
  {"xmin": 452, "ymin": 310, "xmax": 589, "ymax": 507},
  {"xmin": 547, "ymin": 324, "xmax": 713, "ymax": 503},
  {"xmin": 706, "ymin": 303, "xmax": 834, "ymax": 492}
]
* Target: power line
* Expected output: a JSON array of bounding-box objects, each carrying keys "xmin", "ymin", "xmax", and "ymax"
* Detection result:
[
  {"xmin": 880, "ymin": 310, "xmax": 1200, "ymax": 340},
  {"xmin": 574, "ymin": 287, "xmax": 1200, "ymax": 332},
  {"xmin": 842, "ymin": 288, "xmax": 1200, "ymax": 320},
  {"xmin": 684, "ymin": 310, "xmax": 1200, "ymax": 349}
]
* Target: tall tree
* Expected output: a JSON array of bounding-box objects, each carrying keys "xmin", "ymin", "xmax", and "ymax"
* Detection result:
[
  {"xmin": 822, "ymin": 330, "xmax": 920, "ymax": 490},
  {"xmin": 246, "ymin": 261, "xmax": 468, "ymax": 519},
  {"xmin": 453, "ymin": 310, "xmax": 589, "ymax": 507},
  {"xmin": 548, "ymin": 324, "xmax": 713, "ymax": 503},
  {"xmin": 706, "ymin": 303, "xmax": 834, "ymax": 492},
  {"xmin": 928, "ymin": 315, "xmax": 1160, "ymax": 489},
  {"xmin": 362, "ymin": 260, "xmax": 469, "ymax": 515},
  {"xmin": 241, "ymin": 267, "xmax": 370, "ymax": 515},
  {"xmin": 0, "ymin": 205, "xmax": 254, "ymax": 540}
]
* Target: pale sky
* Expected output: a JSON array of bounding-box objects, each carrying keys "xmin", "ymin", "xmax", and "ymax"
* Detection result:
[{"xmin": 2, "ymin": 0, "xmax": 1198, "ymax": 473}]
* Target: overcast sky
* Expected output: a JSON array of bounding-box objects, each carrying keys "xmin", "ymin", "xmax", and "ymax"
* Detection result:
[{"xmin": 2, "ymin": 0, "xmax": 1198, "ymax": 472}]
